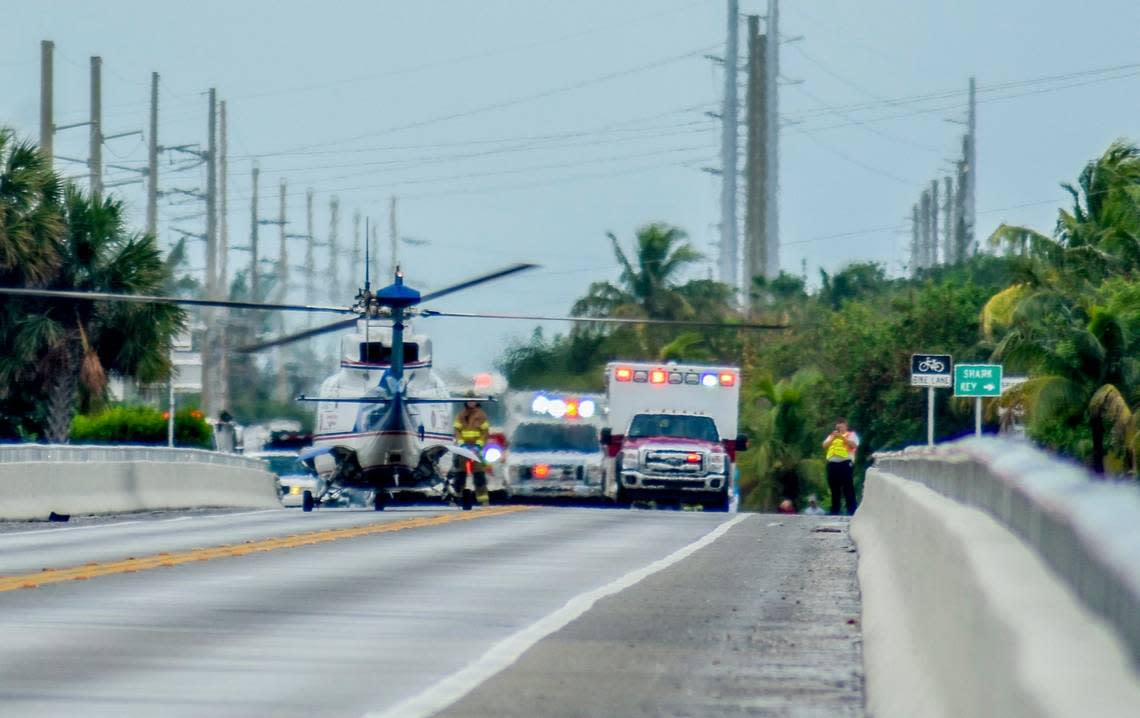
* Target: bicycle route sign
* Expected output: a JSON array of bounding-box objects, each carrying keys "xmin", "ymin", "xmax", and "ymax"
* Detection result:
[
  {"xmin": 954, "ymin": 363, "xmax": 1003, "ymax": 397},
  {"xmin": 910, "ymin": 353, "xmax": 953, "ymax": 387}
]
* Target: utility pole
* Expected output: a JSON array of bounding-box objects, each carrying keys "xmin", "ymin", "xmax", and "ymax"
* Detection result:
[
  {"xmin": 89, "ymin": 56, "xmax": 103, "ymax": 201},
  {"xmin": 40, "ymin": 41, "xmax": 53, "ymax": 166},
  {"xmin": 929, "ymin": 179, "xmax": 939, "ymax": 266},
  {"xmin": 352, "ymin": 210, "xmax": 362, "ymax": 285},
  {"xmin": 277, "ymin": 179, "xmax": 288, "ymax": 300},
  {"xmin": 219, "ymin": 100, "xmax": 229, "ymax": 296},
  {"xmin": 943, "ymin": 176, "xmax": 954, "ymax": 264},
  {"xmin": 955, "ymin": 149, "xmax": 968, "ymax": 262},
  {"xmin": 305, "ymin": 188, "xmax": 316, "ymax": 306},
  {"xmin": 146, "ymin": 72, "xmax": 158, "ymax": 237},
  {"xmin": 249, "ymin": 163, "xmax": 260, "ymax": 300},
  {"xmin": 327, "ymin": 196, "xmax": 340, "ymax": 298},
  {"xmin": 743, "ymin": 17, "xmax": 766, "ymax": 294},
  {"xmin": 275, "ymin": 178, "xmax": 288, "ymax": 404},
  {"xmin": 370, "ymin": 221, "xmax": 380, "ymax": 282},
  {"xmin": 389, "ymin": 195, "xmax": 398, "ymax": 276},
  {"xmin": 910, "ymin": 204, "xmax": 920, "ymax": 276},
  {"xmin": 718, "ymin": 0, "xmax": 740, "ymax": 290},
  {"xmin": 202, "ymin": 87, "xmax": 218, "ymax": 418},
  {"xmin": 920, "ymin": 189, "xmax": 932, "ymax": 270},
  {"xmin": 965, "ymin": 76, "xmax": 977, "ymax": 255},
  {"xmin": 763, "ymin": 0, "xmax": 780, "ymax": 278}
]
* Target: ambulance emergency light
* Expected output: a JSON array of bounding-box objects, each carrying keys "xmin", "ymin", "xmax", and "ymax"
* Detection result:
[{"xmin": 613, "ymin": 365, "xmax": 736, "ymax": 389}]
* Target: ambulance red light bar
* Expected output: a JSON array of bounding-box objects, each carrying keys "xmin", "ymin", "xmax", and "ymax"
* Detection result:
[
  {"xmin": 615, "ymin": 366, "xmax": 633, "ymax": 382},
  {"xmin": 649, "ymin": 369, "xmax": 667, "ymax": 384},
  {"xmin": 719, "ymin": 372, "xmax": 736, "ymax": 387}
]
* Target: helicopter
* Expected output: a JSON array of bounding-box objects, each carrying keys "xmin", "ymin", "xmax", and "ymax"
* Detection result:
[{"xmin": 0, "ymin": 260, "xmax": 786, "ymax": 512}]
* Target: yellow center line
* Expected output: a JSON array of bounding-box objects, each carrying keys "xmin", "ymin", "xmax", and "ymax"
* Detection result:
[{"xmin": 0, "ymin": 505, "xmax": 534, "ymax": 592}]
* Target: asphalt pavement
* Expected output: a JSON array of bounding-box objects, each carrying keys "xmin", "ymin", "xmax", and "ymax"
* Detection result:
[{"xmin": 0, "ymin": 506, "xmax": 862, "ymax": 717}]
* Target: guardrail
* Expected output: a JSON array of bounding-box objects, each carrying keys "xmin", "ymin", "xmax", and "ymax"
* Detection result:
[
  {"xmin": 0, "ymin": 444, "xmax": 279, "ymax": 519},
  {"xmin": 0, "ymin": 444, "xmax": 264, "ymax": 470},
  {"xmin": 873, "ymin": 437, "xmax": 1140, "ymax": 667}
]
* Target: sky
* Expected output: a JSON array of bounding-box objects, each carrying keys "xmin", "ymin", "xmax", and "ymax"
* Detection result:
[{"xmin": 3, "ymin": 0, "xmax": 1140, "ymax": 376}]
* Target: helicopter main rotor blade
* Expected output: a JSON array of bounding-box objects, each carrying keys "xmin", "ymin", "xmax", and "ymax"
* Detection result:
[
  {"xmin": 234, "ymin": 317, "xmax": 360, "ymax": 353},
  {"xmin": 417, "ymin": 263, "xmax": 537, "ymax": 304},
  {"xmin": 0, "ymin": 287, "xmax": 355, "ymax": 315},
  {"xmin": 419, "ymin": 309, "xmax": 789, "ymax": 330}
]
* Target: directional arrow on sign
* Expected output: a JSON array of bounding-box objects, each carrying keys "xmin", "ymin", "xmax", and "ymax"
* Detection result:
[{"xmin": 983, "ymin": 383, "xmax": 995, "ymax": 391}]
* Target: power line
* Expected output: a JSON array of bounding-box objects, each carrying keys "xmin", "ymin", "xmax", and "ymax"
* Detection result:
[{"xmin": 255, "ymin": 42, "xmax": 722, "ymax": 157}]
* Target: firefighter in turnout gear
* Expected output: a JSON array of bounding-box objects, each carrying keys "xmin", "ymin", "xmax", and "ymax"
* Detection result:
[{"xmin": 451, "ymin": 398, "xmax": 491, "ymax": 508}]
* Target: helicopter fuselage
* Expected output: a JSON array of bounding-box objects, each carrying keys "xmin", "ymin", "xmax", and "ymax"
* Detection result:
[{"xmin": 307, "ymin": 323, "xmax": 454, "ymax": 495}]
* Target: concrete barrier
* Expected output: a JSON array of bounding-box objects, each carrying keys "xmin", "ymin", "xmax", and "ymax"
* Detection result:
[
  {"xmin": 853, "ymin": 438, "xmax": 1140, "ymax": 718},
  {"xmin": 0, "ymin": 445, "xmax": 281, "ymax": 520}
]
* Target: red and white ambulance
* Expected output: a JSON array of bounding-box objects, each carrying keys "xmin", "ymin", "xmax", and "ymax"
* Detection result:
[{"xmin": 601, "ymin": 361, "xmax": 746, "ymax": 510}]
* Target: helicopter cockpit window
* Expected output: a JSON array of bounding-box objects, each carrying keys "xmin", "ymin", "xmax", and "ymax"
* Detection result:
[{"xmin": 359, "ymin": 342, "xmax": 419, "ymax": 364}]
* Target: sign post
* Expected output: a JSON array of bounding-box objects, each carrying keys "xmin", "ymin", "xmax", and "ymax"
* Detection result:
[
  {"xmin": 953, "ymin": 363, "xmax": 1003, "ymax": 436},
  {"xmin": 911, "ymin": 354, "xmax": 952, "ymax": 446}
]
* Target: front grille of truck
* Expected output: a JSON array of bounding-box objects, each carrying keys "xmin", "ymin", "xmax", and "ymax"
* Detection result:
[
  {"xmin": 643, "ymin": 450, "xmax": 704, "ymax": 475},
  {"xmin": 516, "ymin": 464, "xmax": 581, "ymax": 481},
  {"xmin": 640, "ymin": 478, "xmax": 706, "ymax": 489}
]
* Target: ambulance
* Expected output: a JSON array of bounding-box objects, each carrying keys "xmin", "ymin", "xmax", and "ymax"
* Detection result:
[
  {"xmin": 502, "ymin": 391, "xmax": 607, "ymax": 500},
  {"xmin": 601, "ymin": 361, "xmax": 747, "ymax": 510}
]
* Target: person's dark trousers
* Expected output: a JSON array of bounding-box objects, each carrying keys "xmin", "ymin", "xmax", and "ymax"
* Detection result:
[{"xmin": 827, "ymin": 460, "xmax": 857, "ymax": 515}]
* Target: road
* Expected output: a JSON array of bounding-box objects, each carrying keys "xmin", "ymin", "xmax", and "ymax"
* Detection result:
[{"xmin": 0, "ymin": 506, "xmax": 862, "ymax": 717}]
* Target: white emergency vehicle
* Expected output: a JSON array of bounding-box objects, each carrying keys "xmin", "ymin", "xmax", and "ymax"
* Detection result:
[
  {"xmin": 502, "ymin": 391, "xmax": 606, "ymax": 500},
  {"xmin": 601, "ymin": 361, "xmax": 746, "ymax": 510}
]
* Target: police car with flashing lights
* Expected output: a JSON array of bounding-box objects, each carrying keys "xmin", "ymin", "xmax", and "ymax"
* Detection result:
[{"xmin": 501, "ymin": 391, "xmax": 607, "ymax": 500}]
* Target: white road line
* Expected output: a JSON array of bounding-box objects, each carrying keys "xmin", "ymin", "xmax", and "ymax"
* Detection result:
[{"xmin": 365, "ymin": 512, "xmax": 752, "ymax": 718}]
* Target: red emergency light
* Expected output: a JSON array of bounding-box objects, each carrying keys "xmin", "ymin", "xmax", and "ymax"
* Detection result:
[
  {"xmin": 719, "ymin": 372, "xmax": 736, "ymax": 387},
  {"xmin": 615, "ymin": 366, "xmax": 633, "ymax": 382},
  {"xmin": 533, "ymin": 464, "xmax": 550, "ymax": 479},
  {"xmin": 686, "ymin": 453, "xmax": 701, "ymax": 463},
  {"xmin": 649, "ymin": 369, "xmax": 667, "ymax": 385}
]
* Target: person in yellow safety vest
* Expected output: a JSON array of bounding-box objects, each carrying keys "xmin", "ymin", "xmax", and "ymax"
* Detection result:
[
  {"xmin": 451, "ymin": 399, "xmax": 491, "ymax": 503},
  {"xmin": 453, "ymin": 400, "xmax": 490, "ymax": 446},
  {"xmin": 822, "ymin": 417, "xmax": 859, "ymax": 516}
]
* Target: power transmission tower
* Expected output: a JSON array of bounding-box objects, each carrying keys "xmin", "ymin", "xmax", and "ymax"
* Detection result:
[
  {"xmin": 40, "ymin": 40, "xmax": 53, "ymax": 166},
  {"xmin": 929, "ymin": 179, "xmax": 939, "ymax": 266},
  {"xmin": 955, "ymin": 148, "xmax": 968, "ymax": 262},
  {"xmin": 763, "ymin": 0, "xmax": 780, "ymax": 277},
  {"xmin": 718, "ymin": 0, "xmax": 740, "ymax": 290},
  {"xmin": 370, "ymin": 221, "xmax": 380, "ymax": 282},
  {"xmin": 743, "ymin": 16, "xmax": 767, "ymax": 295},
  {"xmin": 202, "ymin": 88, "xmax": 218, "ymax": 417},
  {"xmin": 327, "ymin": 196, "xmax": 340, "ymax": 298},
  {"xmin": 146, "ymin": 72, "xmax": 158, "ymax": 237},
  {"xmin": 89, "ymin": 56, "xmax": 103, "ymax": 201}
]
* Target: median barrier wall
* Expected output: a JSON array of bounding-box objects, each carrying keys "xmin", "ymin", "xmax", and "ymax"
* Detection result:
[
  {"xmin": 0, "ymin": 445, "xmax": 281, "ymax": 520},
  {"xmin": 852, "ymin": 437, "xmax": 1140, "ymax": 718}
]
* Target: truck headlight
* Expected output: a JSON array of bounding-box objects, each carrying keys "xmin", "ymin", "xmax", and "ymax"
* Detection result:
[
  {"xmin": 620, "ymin": 448, "xmax": 639, "ymax": 470},
  {"xmin": 708, "ymin": 453, "xmax": 727, "ymax": 473}
]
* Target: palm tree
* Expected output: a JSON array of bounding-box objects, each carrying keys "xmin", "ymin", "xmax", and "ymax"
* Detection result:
[
  {"xmin": 982, "ymin": 142, "xmax": 1140, "ymax": 474},
  {"xmin": 572, "ymin": 223, "xmax": 707, "ymax": 321},
  {"xmin": 3, "ymin": 185, "xmax": 184, "ymax": 442},
  {"xmin": 739, "ymin": 369, "xmax": 823, "ymax": 509},
  {"xmin": 0, "ymin": 129, "xmax": 64, "ymax": 286}
]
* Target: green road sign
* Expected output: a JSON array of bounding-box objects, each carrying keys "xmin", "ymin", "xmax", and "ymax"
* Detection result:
[{"xmin": 954, "ymin": 363, "xmax": 1003, "ymax": 397}]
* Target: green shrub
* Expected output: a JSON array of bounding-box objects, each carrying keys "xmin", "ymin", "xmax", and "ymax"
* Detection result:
[{"xmin": 70, "ymin": 404, "xmax": 213, "ymax": 448}]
